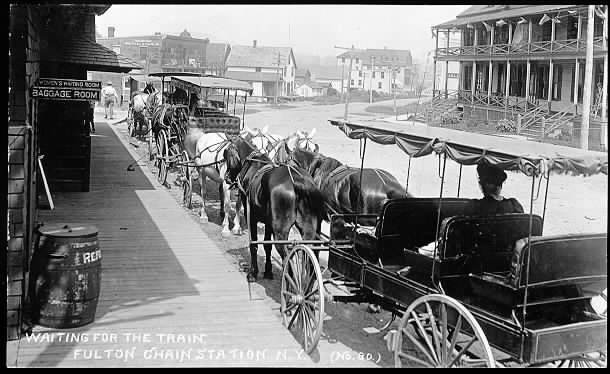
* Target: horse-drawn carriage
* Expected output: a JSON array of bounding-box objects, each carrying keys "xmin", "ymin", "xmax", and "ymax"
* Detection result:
[{"xmin": 263, "ymin": 118, "xmax": 607, "ymax": 367}]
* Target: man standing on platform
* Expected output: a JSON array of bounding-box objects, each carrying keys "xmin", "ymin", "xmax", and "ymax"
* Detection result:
[{"xmin": 101, "ymin": 81, "xmax": 118, "ymax": 120}]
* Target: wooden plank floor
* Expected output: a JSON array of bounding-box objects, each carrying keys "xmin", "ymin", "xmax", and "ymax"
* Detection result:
[{"xmin": 10, "ymin": 119, "xmax": 378, "ymax": 367}]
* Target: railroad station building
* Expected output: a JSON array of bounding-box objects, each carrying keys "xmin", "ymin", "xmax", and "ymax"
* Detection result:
[
  {"xmin": 429, "ymin": 5, "xmax": 608, "ymax": 150},
  {"xmin": 7, "ymin": 3, "xmax": 140, "ymax": 341}
]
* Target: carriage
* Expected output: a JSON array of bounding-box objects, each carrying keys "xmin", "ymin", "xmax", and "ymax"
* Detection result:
[
  {"xmin": 274, "ymin": 118, "xmax": 607, "ymax": 367},
  {"xmin": 166, "ymin": 75, "xmax": 253, "ymax": 207}
]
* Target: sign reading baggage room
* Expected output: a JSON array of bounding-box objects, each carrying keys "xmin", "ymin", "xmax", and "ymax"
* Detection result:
[{"xmin": 32, "ymin": 78, "xmax": 101, "ymax": 101}]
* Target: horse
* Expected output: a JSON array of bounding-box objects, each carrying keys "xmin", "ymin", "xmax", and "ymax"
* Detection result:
[
  {"xmin": 181, "ymin": 129, "xmax": 243, "ymax": 236},
  {"xmin": 276, "ymin": 147, "xmax": 413, "ymax": 238},
  {"xmin": 129, "ymin": 82, "xmax": 156, "ymax": 137},
  {"xmin": 241, "ymin": 126, "xmax": 319, "ymax": 161},
  {"xmin": 223, "ymin": 136, "xmax": 325, "ymax": 281}
]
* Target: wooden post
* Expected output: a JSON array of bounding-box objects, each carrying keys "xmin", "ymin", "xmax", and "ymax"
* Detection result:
[
  {"xmin": 528, "ymin": 18, "xmax": 533, "ymax": 54},
  {"xmin": 445, "ymin": 30, "xmax": 450, "ymax": 98},
  {"xmin": 550, "ymin": 15, "xmax": 556, "ymax": 52},
  {"xmin": 517, "ymin": 113, "xmax": 522, "ymax": 134},
  {"xmin": 525, "ymin": 60, "xmax": 531, "ymax": 108},
  {"xmin": 369, "ymin": 56, "xmax": 374, "ymax": 104},
  {"xmin": 433, "ymin": 29, "xmax": 438, "ymax": 96},
  {"xmin": 344, "ymin": 45, "xmax": 354, "ymax": 120},
  {"xmin": 471, "ymin": 27, "xmax": 477, "ymax": 104},
  {"xmin": 488, "ymin": 26, "xmax": 494, "ymax": 105},
  {"xmin": 505, "ymin": 60, "xmax": 511, "ymax": 114},
  {"xmin": 581, "ymin": 5, "xmax": 595, "ymax": 150},
  {"xmin": 548, "ymin": 59, "xmax": 554, "ymax": 107},
  {"xmin": 602, "ymin": 5, "xmax": 608, "ymax": 122},
  {"xmin": 574, "ymin": 59, "xmax": 580, "ymax": 106},
  {"xmin": 540, "ymin": 117, "xmax": 546, "ymax": 140}
]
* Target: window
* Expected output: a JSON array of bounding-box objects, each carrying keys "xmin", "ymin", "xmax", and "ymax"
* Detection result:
[
  {"xmin": 372, "ymin": 72, "xmax": 376, "ymax": 78},
  {"xmin": 494, "ymin": 26, "xmax": 509, "ymax": 44},
  {"xmin": 356, "ymin": 58, "xmax": 359, "ymax": 64},
  {"xmin": 381, "ymin": 72, "xmax": 385, "ymax": 79},
  {"xmin": 510, "ymin": 63, "xmax": 527, "ymax": 97},
  {"xmin": 341, "ymin": 57, "xmax": 345, "ymax": 63},
  {"xmin": 463, "ymin": 64, "xmax": 472, "ymax": 91},
  {"xmin": 139, "ymin": 46, "xmax": 148, "ymax": 59},
  {"xmin": 552, "ymin": 64, "xmax": 562, "ymax": 100},
  {"xmin": 350, "ymin": 79, "xmax": 354, "ymax": 86},
  {"xmin": 567, "ymin": 16, "xmax": 579, "ymax": 39},
  {"xmin": 541, "ymin": 21, "xmax": 552, "ymax": 41},
  {"xmin": 358, "ymin": 80, "xmax": 362, "ymax": 86},
  {"xmin": 378, "ymin": 82, "xmax": 382, "ymax": 89},
  {"xmin": 125, "ymin": 80, "xmax": 130, "ymax": 89},
  {"xmin": 463, "ymin": 28, "xmax": 475, "ymax": 46},
  {"xmin": 255, "ymin": 67, "xmax": 261, "ymax": 72},
  {"xmin": 359, "ymin": 70, "xmax": 362, "ymax": 77}
]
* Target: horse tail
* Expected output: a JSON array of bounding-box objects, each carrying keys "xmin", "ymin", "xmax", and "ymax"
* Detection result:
[{"xmin": 290, "ymin": 166, "xmax": 326, "ymax": 222}]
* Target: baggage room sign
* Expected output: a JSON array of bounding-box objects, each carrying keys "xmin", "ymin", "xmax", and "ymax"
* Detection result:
[{"xmin": 31, "ymin": 78, "xmax": 101, "ymax": 101}]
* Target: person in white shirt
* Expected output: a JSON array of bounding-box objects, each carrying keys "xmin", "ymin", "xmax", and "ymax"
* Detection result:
[{"xmin": 101, "ymin": 81, "xmax": 119, "ymax": 119}]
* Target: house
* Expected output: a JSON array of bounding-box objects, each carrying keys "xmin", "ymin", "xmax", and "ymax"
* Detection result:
[
  {"xmin": 296, "ymin": 81, "xmax": 330, "ymax": 97},
  {"xmin": 337, "ymin": 47, "xmax": 413, "ymax": 94},
  {"xmin": 225, "ymin": 40, "xmax": 297, "ymax": 100},
  {"xmin": 431, "ymin": 5, "xmax": 607, "ymax": 148},
  {"xmin": 308, "ymin": 65, "xmax": 343, "ymax": 92},
  {"xmin": 295, "ymin": 67, "xmax": 310, "ymax": 86}
]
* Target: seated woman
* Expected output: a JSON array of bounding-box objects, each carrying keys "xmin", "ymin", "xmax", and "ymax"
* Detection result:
[
  {"xmin": 464, "ymin": 163, "xmax": 524, "ymax": 216},
  {"xmin": 418, "ymin": 163, "xmax": 523, "ymax": 258}
]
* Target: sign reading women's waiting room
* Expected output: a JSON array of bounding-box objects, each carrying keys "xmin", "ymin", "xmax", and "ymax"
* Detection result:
[{"xmin": 31, "ymin": 78, "xmax": 101, "ymax": 101}]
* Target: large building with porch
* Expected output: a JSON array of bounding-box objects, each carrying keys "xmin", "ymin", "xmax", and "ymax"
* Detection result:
[{"xmin": 430, "ymin": 5, "xmax": 608, "ymax": 150}]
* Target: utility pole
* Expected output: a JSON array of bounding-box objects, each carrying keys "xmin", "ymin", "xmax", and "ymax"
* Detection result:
[
  {"xmin": 369, "ymin": 56, "xmax": 375, "ymax": 104},
  {"xmin": 335, "ymin": 44, "xmax": 355, "ymax": 120},
  {"xmin": 275, "ymin": 52, "xmax": 281, "ymax": 106},
  {"xmin": 393, "ymin": 65, "xmax": 398, "ymax": 120},
  {"xmin": 580, "ymin": 5, "xmax": 595, "ymax": 150}
]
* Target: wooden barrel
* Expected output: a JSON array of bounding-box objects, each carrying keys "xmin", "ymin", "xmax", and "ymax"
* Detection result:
[{"xmin": 30, "ymin": 224, "xmax": 101, "ymax": 328}]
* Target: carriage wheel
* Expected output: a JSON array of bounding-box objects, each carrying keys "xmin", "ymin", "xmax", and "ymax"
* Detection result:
[
  {"xmin": 181, "ymin": 151, "xmax": 192, "ymax": 208},
  {"xmin": 542, "ymin": 352, "xmax": 607, "ymax": 368},
  {"xmin": 393, "ymin": 294, "xmax": 495, "ymax": 368},
  {"xmin": 280, "ymin": 244, "xmax": 325, "ymax": 354},
  {"xmin": 156, "ymin": 130, "xmax": 169, "ymax": 185},
  {"xmin": 148, "ymin": 121, "xmax": 154, "ymax": 161}
]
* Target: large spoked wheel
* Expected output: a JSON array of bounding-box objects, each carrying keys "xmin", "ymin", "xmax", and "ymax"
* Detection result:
[
  {"xmin": 147, "ymin": 120, "xmax": 154, "ymax": 161},
  {"xmin": 393, "ymin": 294, "xmax": 495, "ymax": 368},
  {"xmin": 156, "ymin": 129, "xmax": 169, "ymax": 185},
  {"xmin": 280, "ymin": 244, "xmax": 325, "ymax": 354},
  {"xmin": 544, "ymin": 352, "xmax": 607, "ymax": 368},
  {"xmin": 181, "ymin": 151, "xmax": 192, "ymax": 208}
]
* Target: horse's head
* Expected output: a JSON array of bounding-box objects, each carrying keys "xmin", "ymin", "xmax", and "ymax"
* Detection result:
[
  {"xmin": 143, "ymin": 82, "xmax": 155, "ymax": 95},
  {"xmin": 223, "ymin": 136, "xmax": 259, "ymax": 184},
  {"xmin": 290, "ymin": 147, "xmax": 323, "ymax": 176},
  {"xmin": 286, "ymin": 128, "xmax": 319, "ymax": 153}
]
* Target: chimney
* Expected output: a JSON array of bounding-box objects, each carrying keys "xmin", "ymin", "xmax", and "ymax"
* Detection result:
[
  {"xmin": 108, "ymin": 26, "xmax": 115, "ymax": 38},
  {"xmin": 253, "ymin": 40, "xmax": 257, "ymax": 48}
]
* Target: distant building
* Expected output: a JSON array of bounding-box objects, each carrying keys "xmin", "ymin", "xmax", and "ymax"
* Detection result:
[
  {"xmin": 337, "ymin": 47, "xmax": 413, "ymax": 94},
  {"xmin": 295, "ymin": 68, "xmax": 310, "ymax": 86},
  {"xmin": 296, "ymin": 81, "xmax": 330, "ymax": 97},
  {"xmin": 308, "ymin": 65, "xmax": 343, "ymax": 92},
  {"xmin": 225, "ymin": 40, "xmax": 297, "ymax": 100},
  {"xmin": 204, "ymin": 42, "xmax": 231, "ymax": 76}
]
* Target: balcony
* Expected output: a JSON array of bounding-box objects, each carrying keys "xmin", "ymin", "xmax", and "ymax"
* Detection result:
[{"xmin": 436, "ymin": 37, "xmax": 606, "ymax": 60}]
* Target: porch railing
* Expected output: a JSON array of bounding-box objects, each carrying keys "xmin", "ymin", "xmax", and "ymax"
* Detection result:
[{"xmin": 436, "ymin": 37, "xmax": 606, "ymax": 58}]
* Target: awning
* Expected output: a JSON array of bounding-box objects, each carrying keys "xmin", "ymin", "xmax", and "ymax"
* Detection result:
[
  {"xmin": 434, "ymin": 5, "xmax": 577, "ymax": 29},
  {"xmin": 171, "ymin": 75, "xmax": 253, "ymax": 94},
  {"xmin": 42, "ymin": 36, "xmax": 142, "ymax": 73},
  {"xmin": 329, "ymin": 119, "xmax": 608, "ymax": 177}
]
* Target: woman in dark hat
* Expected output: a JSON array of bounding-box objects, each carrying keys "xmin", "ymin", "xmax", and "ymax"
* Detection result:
[{"xmin": 464, "ymin": 163, "xmax": 524, "ymax": 216}]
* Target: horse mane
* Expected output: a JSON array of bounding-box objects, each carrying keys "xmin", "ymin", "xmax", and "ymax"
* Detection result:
[{"xmin": 289, "ymin": 164, "xmax": 326, "ymax": 221}]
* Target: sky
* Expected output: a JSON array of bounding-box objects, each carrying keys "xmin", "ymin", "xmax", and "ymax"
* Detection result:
[{"xmin": 96, "ymin": 4, "xmax": 469, "ymax": 63}]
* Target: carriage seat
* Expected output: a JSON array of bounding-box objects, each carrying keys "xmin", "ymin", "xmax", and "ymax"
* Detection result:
[{"xmin": 468, "ymin": 231, "xmax": 607, "ymax": 308}]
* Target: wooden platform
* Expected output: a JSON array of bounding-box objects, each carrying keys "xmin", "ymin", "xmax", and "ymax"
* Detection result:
[{"xmin": 7, "ymin": 118, "xmax": 379, "ymax": 367}]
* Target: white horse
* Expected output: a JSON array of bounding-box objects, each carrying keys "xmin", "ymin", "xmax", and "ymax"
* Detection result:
[
  {"xmin": 182, "ymin": 129, "xmax": 242, "ymax": 236},
  {"xmin": 242, "ymin": 125, "xmax": 318, "ymax": 160}
]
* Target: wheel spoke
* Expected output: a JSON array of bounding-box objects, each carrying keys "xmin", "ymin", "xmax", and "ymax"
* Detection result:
[
  {"xmin": 425, "ymin": 302, "xmax": 442, "ymax": 360},
  {"xmin": 283, "ymin": 302, "xmax": 299, "ymax": 315},
  {"xmin": 401, "ymin": 327, "xmax": 438, "ymax": 366},
  {"xmin": 304, "ymin": 299, "xmax": 320, "ymax": 311},
  {"xmin": 441, "ymin": 303, "xmax": 448, "ymax": 364},
  {"xmin": 447, "ymin": 336, "xmax": 477, "ymax": 368},
  {"xmin": 447, "ymin": 314, "xmax": 462, "ymax": 358},
  {"xmin": 283, "ymin": 271, "xmax": 300, "ymax": 293},
  {"xmin": 287, "ymin": 304, "xmax": 302, "ymax": 330},
  {"xmin": 397, "ymin": 351, "xmax": 435, "ymax": 368},
  {"xmin": 409, "ymin": 311, "xmax": 439, "ymax": 364}
]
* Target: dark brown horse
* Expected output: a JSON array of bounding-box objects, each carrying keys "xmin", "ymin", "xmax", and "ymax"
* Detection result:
[
  {"xmin": 276, "ymin": 147, "xmax": 413, "ymax": 236},
  {"xmin": 224, "ymin": 137, "xmax": 325, "ymax": 281}
]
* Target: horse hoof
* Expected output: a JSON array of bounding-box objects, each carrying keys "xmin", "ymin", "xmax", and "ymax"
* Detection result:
[
  {"xmin": 200, "ymin": 215, "xmax": 208, "ymax": 222},
  {"xmin": 247, "ymin": 273, "xmax": 257, "ymax": 282},
  {"xmin": 231, "ymin": 227, "xmax": 242, "ymax": 236},
  {"xmin": 221, "ymin": 229, "xmax": 231, "ymax": 237},
  {"xmin": 263, "ymin": 271, "xmax": 274, "ymax": 280}
]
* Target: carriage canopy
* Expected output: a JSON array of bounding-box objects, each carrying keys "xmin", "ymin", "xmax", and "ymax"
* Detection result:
[
  {"xmin": 329, "ymin": 119, "xmax": 608, "ymax": 177},
  {"xmin": 169, "ymin": 75, "xmax": 253, "ymax": 94}
]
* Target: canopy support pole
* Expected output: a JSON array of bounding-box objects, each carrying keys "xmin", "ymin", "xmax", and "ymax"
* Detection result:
[
  {"xmin": 358, "ymin": 138, "xmax": 368, "ymax": 217},
  {"xmin": 242, "ymin": 95, "xmax": 247, "ymax": 129},
  {"xmin": 431, "ymin": 153, "xmax": 447, "ymax": 289},
  {"xmin": 405, "ymin": 156, "xmax": 412, "ymax": 195},
  {"xmin": 519, "ymin": 173, "xmax": 537, "ymax": 361},
  {"xmin": 457, "ymin": 163, "xmax": 463, "ymax": 197},
  {"xmin": 233, "ymin": 91, "xmax": 238, "ymax": 116},
  {"xmin": 541, "ymin": 171, "xmax": 550, "ymax": 234}
]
